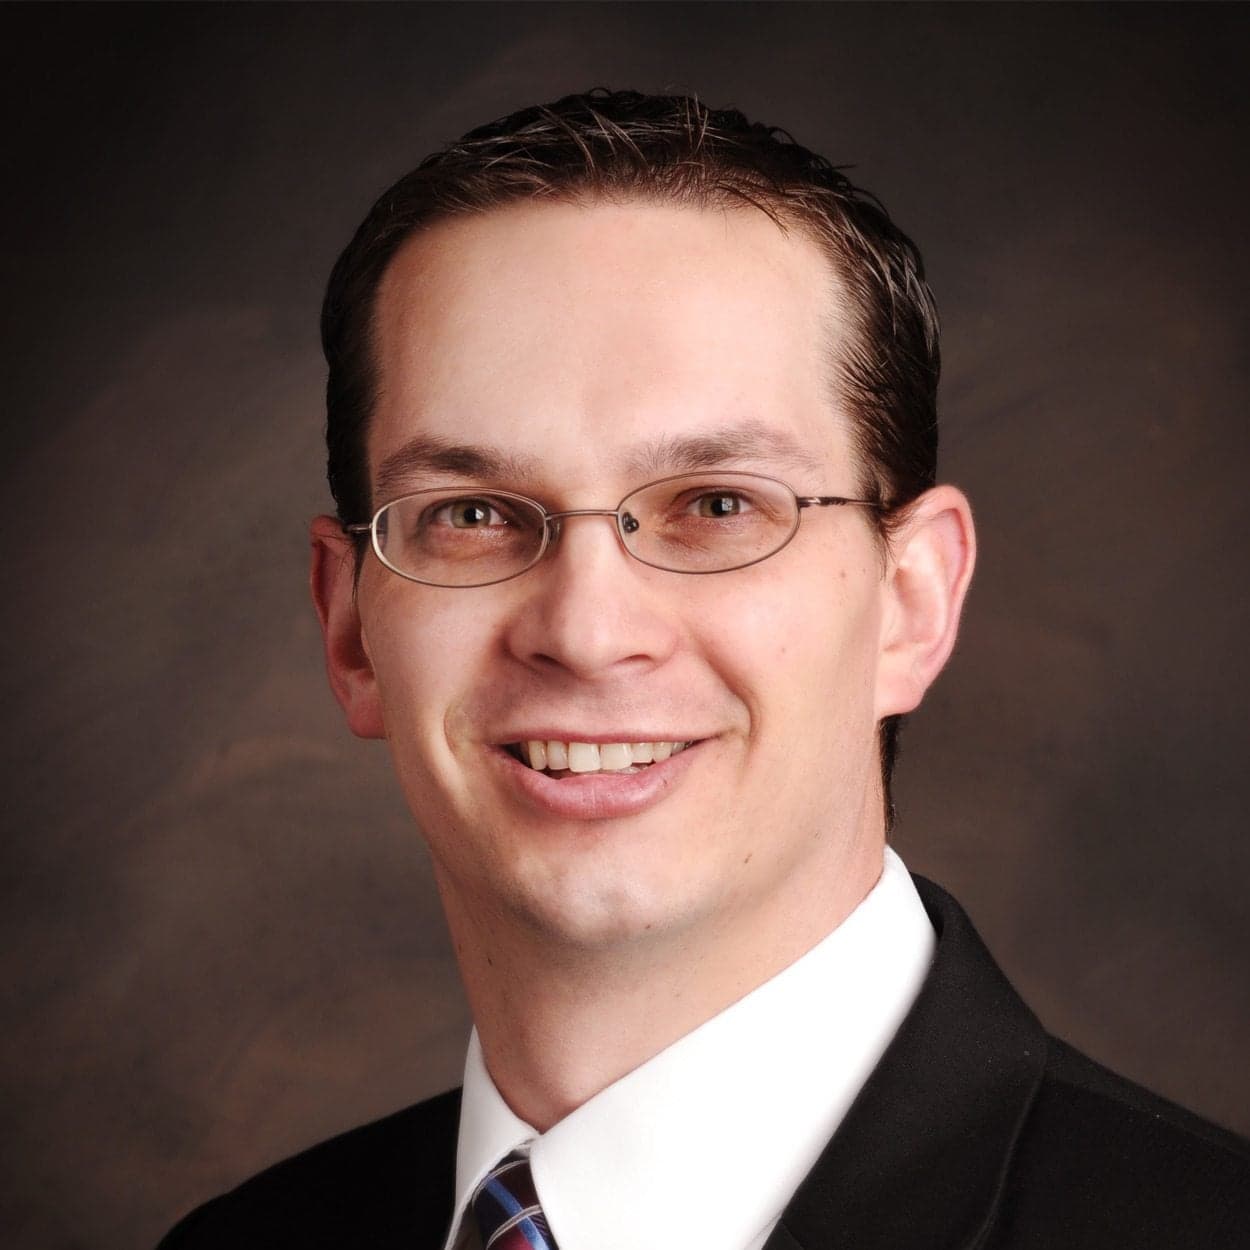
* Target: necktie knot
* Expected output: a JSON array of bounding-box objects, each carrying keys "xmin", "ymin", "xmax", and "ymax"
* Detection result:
[{"xmin": 471, "ymin": 1149, "xmax": 559, "ymax": 1250}]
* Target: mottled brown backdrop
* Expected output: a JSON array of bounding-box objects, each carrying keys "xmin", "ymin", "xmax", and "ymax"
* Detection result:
[{"xmin": 2, "ymin": 4, "xmax": 1247, "ymax": 1248}]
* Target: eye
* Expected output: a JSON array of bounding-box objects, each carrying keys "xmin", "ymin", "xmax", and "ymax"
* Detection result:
[
  {"xmin": 430, "ymin": 497, "xmax": 511, "ymax": 529},
  {"xmin": 691, "ymin": 490, "xmax": 753, "ymax": 519}
]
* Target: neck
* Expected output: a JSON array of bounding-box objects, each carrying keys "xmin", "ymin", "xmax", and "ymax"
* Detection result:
[{"xmin": 441, "ymin": 832, "xmax": 884, "ymax": 1132}]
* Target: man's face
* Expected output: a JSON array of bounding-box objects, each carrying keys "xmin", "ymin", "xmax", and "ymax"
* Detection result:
[{"xmin": 351, "ymin": 200, "xmax": 896, "ymax": 951}]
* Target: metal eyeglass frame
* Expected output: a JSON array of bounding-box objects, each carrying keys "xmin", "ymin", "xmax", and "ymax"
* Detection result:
[{"xmin": 343, "ymin": 470, "xmax": 888, "ymax": 588}]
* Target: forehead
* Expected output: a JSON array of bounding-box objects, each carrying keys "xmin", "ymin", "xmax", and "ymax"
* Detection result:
[{"xmin": 369, "ymin": 199, "xmax": 853, "ymax": 494}]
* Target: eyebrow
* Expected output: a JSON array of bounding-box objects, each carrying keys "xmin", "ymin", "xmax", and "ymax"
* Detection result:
[
  {"xmin": 621, "ymin": 420, "xmax": 827, "ymax": 479},
  {"xmin": 373, "ymin": 435, "xmax": 543, "ymax": 502},
  {"xmin": 372, "ymin": 419, "xmax": 827, "ymax": 502}
]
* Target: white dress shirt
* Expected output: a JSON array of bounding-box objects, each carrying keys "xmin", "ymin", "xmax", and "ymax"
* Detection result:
[{"xmin": 443, "ymin": 846, "xmax": 934, "ymax": 1250}]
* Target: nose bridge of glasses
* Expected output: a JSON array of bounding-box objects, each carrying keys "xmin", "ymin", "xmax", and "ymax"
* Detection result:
[
  {"xmin": 543, "ymin": 507, "xmax": 625, "ymax": 521},
  {"xmin": 541, "ymin": 507, "xmax": 642, "ymax": 561},
  {"xmin": 543, "ymin": 506, "xmax": 630, "ymax": 533}
]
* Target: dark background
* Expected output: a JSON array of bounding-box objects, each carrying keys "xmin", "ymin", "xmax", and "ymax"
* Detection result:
[{"xmin": 2, "ymin": 4, "xmax": 1247, "ymax": 1247}]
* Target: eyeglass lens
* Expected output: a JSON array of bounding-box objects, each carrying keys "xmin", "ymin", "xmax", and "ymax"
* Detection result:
[{"xmin": 372, "ymin": 473, "xmax": 801, "ymax": 586}]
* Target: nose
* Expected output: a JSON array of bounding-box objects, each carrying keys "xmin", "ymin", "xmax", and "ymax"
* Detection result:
[{"xmin": 503, "ymin": 510, "xmax": 680, "ymax": 680}]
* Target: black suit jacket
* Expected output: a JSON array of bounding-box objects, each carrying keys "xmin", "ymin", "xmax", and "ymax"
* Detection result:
[{"xmin": 159, "ymin": 877, "xmax": 1250, "ymax": 1248}]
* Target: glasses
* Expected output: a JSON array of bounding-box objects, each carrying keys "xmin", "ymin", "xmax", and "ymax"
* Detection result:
[{"xmin": 344, "ymin": 471, "xmax": 885, "ymax": 588}]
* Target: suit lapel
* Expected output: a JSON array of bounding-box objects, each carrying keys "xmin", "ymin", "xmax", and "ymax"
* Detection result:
[{"xmin": 766, "ymin": 876, "xmax": 1047, "ymax": 1250}]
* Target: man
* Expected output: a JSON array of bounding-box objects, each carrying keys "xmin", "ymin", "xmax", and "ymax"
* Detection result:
[{"xmin": 161, "ymin": 90, "xmax": 1249, "ymax": 1248}]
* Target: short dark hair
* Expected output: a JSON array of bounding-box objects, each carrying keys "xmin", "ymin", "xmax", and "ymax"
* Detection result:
[{"xmin": 320, "ymin": 88, "xmax": 941, "ymax": 829}]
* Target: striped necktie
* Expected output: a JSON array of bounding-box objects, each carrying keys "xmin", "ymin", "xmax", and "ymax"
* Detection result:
[{"xmin": 471, "ymin": 1150, "xmax": 559, "ymax": 1250}]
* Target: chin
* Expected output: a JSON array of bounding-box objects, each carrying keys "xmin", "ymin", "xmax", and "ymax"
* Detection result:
[{"xmin": 502, "ymin": 861, "xmax": 711, "ymax": 952}]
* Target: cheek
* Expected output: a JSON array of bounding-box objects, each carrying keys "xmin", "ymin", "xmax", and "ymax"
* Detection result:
[
  {"xmin": 703, "ymin": 556, "xmax": 883, "ymax": 743},
  {"xmin": 362, "ymin": 587, "xmax": 502, "ymax": 745}
]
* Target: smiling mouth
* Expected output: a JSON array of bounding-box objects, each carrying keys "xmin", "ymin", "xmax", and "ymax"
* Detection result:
[{"xmin": 504, "ymin": 739, "xmax": 692, "ymax": 777}]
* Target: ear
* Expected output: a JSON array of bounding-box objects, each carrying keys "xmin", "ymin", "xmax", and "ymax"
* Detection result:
[
  {"xmin": 309, "ymin": 515, "xmax": 386, "ymax": 739},
  {"xmin": 874, "ymin": 485, "xmax": 977, "ymax": 718}
]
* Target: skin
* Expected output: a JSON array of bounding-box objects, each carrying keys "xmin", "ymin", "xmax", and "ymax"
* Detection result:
[{"xmin": 311, "ymin": 199, "xmax": 975, "ymax": 1130}]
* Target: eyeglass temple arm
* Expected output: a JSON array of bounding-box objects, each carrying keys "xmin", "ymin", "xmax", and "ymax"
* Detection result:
[{"xmin": 795, "ymin": 496, "xmax": 888, "ymax": 510}]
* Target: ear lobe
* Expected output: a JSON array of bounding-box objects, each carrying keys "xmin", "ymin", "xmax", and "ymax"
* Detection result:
[
  {"xmin": 874, "ymin": 485, "xmax": 976, "ymax": 719},
  {"xmin": 309, "ymin": 515, "xmax": 386, "ymax": 739}
]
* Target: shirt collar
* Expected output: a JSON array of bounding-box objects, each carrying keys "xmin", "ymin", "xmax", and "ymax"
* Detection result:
[{"xmin": 444, "ymin": 847, "xmax": 934, "ymax": 1250}]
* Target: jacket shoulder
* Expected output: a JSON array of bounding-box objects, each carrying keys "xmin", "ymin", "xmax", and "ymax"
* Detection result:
[
  {"xmin": 996, "ymin": 1038, "xmax": 1250, "ymax": 1247},
  {"xmin": 157, "ymin": 1087, "xmax": 461, "ymax": 1250},
  {"xmin": 1043, "ymin": 1038, "xmax": 1249, "ymax": 1155}
]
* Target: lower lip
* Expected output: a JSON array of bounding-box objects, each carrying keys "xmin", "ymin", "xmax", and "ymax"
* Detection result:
[{"xmin": 489, "ymin": 742, "xmax": 704, "ymax": 821}]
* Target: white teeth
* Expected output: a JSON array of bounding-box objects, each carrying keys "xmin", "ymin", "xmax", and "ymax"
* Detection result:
[
  {"xmin": 515, "ymin": 739, "xmax": 691, "ymax": 772},
  {"xmin": 599, "ymin": 743, "xmax": 633, "ymax": 771},
  {"xmin": 567, "ymin": 742, "xmax": 601, "ymax": 773}
]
